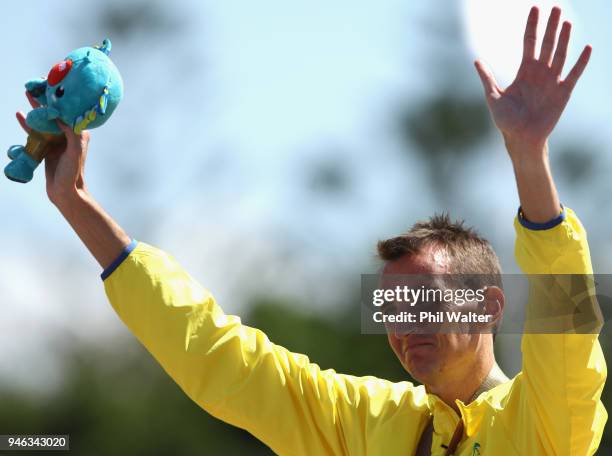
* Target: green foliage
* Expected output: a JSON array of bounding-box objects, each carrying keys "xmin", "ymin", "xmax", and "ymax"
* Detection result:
[
  {"xmin": 0, "ymin": 298, "xmax": 409, "ymax": 455},
  {"xmin": 554, "ymin": 145, "xmax": 598, "ymax": 185},
  {"xmin": 99, "ymin": 1, "xmax": 183, "ymax": 39},
  {"xmin": 402, "ymin": 93, "xmax": 492, "ymax": 157},
  {"xmin": 397, "ymin": 92, "xmax": 493, "ymax": 199},
  {"xmin": 246, "ymin": 297, "xmax": 409, "ymax": 382}
]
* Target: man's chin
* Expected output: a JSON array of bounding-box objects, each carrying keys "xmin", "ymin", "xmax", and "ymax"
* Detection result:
[{"xmin": 402, "ymin": 356, "xmax": 439, "ymax": 385}]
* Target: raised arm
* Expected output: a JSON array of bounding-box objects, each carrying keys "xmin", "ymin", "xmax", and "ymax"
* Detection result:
[
  {"xmin": 475, "ymin": 7, "xmax": 606, "ymax": 455},
  {"xmin": 22, "ymin": 96, "xmax": 425, "ymax": 454},
  {"xmin": 16, "ymin": 93, "xmax": 130, "ymax": 270},
  {"xmin": 474, "ymin": 6, "xmax": 590, "ymax": 223}
]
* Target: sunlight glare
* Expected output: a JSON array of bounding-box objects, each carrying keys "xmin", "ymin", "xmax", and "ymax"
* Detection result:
[{"xmin": 461, "ymin": 0, "xmax": 576, "ymax": 87}]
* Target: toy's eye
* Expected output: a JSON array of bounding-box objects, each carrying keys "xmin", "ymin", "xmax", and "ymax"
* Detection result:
[{"xmin": 55, "ymin": 86, "xmax": 65, "ymax": 98}]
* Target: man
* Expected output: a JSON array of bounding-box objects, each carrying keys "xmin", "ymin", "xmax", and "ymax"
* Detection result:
[{"xmin": 18, "ymin": 6, "xmax": 606, "ymax": 455}]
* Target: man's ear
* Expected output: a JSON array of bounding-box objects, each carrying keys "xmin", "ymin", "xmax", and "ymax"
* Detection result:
[{"xmin": 482, "ymin": 286, "xmax": 504, "ymax": 333}]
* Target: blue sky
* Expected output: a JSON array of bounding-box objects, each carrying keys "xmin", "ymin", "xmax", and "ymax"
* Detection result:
[{"xmin": 1, "ymin": 0, "xmax": 611, "ymax": 387}]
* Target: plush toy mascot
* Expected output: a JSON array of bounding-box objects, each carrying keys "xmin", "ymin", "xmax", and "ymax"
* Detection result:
[{"xmin": 5, "ymin": 39, "xmax": 123, "ymax": 183}]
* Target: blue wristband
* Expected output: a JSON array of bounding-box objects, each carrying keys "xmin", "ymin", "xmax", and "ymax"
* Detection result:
[
  {"xmin": 101, "ymin": 239, "xmax": 138, "ymax": 280},
  {"xmin": 517, "ymin": 206, "xmax": 566, "ymax": 231}
]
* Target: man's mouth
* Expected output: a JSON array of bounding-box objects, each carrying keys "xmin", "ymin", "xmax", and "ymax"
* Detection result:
[{"xmin": 403, "ymin": 336, "xmax": 436, "ymax": 352}]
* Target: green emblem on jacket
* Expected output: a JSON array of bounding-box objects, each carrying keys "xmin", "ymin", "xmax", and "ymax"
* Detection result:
[{"xmin": 472, "ymin": 442, "xmax": 481, "ymax": 455}]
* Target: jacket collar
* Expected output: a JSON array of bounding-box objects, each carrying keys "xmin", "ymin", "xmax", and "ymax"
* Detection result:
[{"xmin": 426, "ymin": 362, "xmax": 510, "ymax": 437}]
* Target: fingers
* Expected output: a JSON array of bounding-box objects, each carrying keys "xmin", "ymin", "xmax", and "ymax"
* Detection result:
[
  {"xmin": 551, "ymin": 21, "xmax": 571, "ymax": 76},
  {"xmin": 25, "ymin": 91, "xmax": 40, "ymax": 109},
  {"xmin": 539, "ymin": 6, "xmax": 561, "ymax": 64},
  {"xmin": 16, "ymin": 112, "xmax": 31, "ymax": 134},
  {"xmin": 44, "ymin": 147, "xmax": 59, "ymax": 179},
  {"xmin": 522, "ymin": 6, "xmax": 539, "ymax": 61},
  {"xmin": 56, "ymin": 119, "xmax": 72, "ymax": 135},
  {"xmin": 564, "ymin": 45, "xmax": 592, "ymax": 91},
  {"xmin": 56, "ymin": 120, "xmax": 90, "ymax": 155},
  {"xmin": 474, "ymin": 60, "xmax": 500, "ymax": 99},
  {"xmin": 56, "ymin": 120, "xmax": 79, "ymax": 146}
]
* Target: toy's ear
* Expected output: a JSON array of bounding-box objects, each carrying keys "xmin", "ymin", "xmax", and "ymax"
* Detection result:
[
  {"xmin": 94, "ymin": 39, "xmax": 112, "ymax": 56},
  {"xmin": 99, "ymin": 86, "xmax": 110, "ymax": 115},
  {"xmin": 25, "ymin": 78, "xmax": 48, "ymax": 100},
  {"xmin": 72, "ymin": 85, "xmax": 111, "ymax": 134}
]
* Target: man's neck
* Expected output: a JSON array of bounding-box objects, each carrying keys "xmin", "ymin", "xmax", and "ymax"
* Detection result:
[{"xmin": 426, "ymin": 356, "xmax": 501, "ymax": 413}]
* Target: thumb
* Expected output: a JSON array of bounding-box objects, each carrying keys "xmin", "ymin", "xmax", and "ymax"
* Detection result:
[
  {"xmin": 474, "ymin": 60, "xmax": 500, "ymax": 99},
  {"xmin": 56, "ymin": 118, "xmax": 90, "ymax": 159},
  {"xmin": 56, "ymin": 119, "xmax": 86, "ymax": 152},
  {"xmin": 56, "ymin": 119, "xmax": 75, "ymax": 138}
]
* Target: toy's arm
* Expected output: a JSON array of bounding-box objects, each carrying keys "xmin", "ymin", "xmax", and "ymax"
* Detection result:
[
  {"xmin": 25, "ymin": 78, "xmax": 48, "ymax": 106},
  {"xmin": 26, "ymin": 107, "xmax": 62, "ymax": 134}
]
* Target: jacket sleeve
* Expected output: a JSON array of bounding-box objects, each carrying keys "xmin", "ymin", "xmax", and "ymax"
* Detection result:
[
  {"xmin": 513, "ymin": 207, "xmax": 607, "ymax": 455},
  {"xmin": 102, "ymin": 242, "xmax": 422, "ymax": 455}
]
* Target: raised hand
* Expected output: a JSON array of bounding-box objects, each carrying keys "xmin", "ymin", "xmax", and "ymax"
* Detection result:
[
  {"xmin": 474, "ymin": 6, "xmax": 591, "ymax": 154},
  {"xmin": 16, "ymin": 91, "xmax": 90, "ymax": 205},
  {"xmin": 17, "ymin": 91, "xmax": 129, "ymax": 269}
]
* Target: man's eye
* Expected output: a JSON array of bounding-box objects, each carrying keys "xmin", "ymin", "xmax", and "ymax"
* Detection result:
[
  {"xmin": 382, "ymin": 302, "xmax": 395, "ymax": 315},
  {"xmin": 55, "ymin": 86, "xmax": 65, "ymax": 98}
]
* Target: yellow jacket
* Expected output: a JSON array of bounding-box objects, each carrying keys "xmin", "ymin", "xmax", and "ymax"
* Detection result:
[{"xmin": 103, "ymin": 208, "xmax": 607, "ymax": 455}]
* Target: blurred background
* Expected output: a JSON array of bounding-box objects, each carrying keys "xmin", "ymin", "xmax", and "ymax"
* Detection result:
[{"xmin": 1, "ymin": 0, "xmax": 611, "ymax": 454}]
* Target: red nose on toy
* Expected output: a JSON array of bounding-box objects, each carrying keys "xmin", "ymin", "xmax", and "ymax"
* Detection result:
[{"xmin": 47, "ymin": 59, "xmax": 73, "ymax": 86}]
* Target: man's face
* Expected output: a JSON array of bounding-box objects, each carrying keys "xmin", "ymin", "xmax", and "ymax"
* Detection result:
[{"xmin": 382, "ymin": 246, "xmax": 482, "ymax": 387}]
